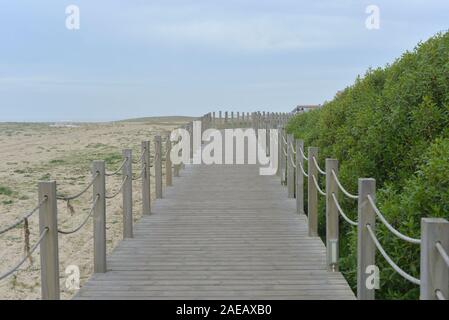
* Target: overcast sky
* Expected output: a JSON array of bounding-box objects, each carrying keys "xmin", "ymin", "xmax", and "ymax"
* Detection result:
[{"xmin": 0, "ymin": 0, "xmax": 448, "ymax": 121}]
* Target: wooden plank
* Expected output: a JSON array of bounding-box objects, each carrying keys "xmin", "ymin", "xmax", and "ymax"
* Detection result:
[{"xmin": 75, "ymin": 162, "xmax": 355, "ymax": 300}]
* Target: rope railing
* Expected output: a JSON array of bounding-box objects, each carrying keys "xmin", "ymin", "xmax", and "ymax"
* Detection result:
[
  {"xmin": 278, "ymin": 117, "xmax": 449, "ymax": 300},
  {"xmin": 283, "ymin": 146, "xmax": 287, "ymax": 157},
  {"xmin": 56, "ymin": 173, "xmax": 99, "ymax": 201},
  {"xmin": 367, "ymin": 195, "xmax": 421, "ymax": 244},
  {"xmin": 58, "ymin": 195, "xmax": 100, "ymax": 235},
  {"xmin": 298, "ymin": 159, "xmax": 308, "ymax": 177},
  {"xmin": 290, "ymin": 142, "xmax": 296, "ymax": 154},
  {"xmin": 366, "ymin": 224, "xmax": 421, "ymax": 285},
  {"xmin": 435, "ymin": 242, "xmax": 449, "ymax": 268},
  {"xmin": 0, "ymin": 198, "xmax": 47, "ymax": 235},
  {"xmin": 1, "ymin": 113, "xmax": 447, "ymax": 300},
  {"xmin": 332, "ymin": 193, "xmax": 357, "ymax": 226},
  {"xmin": 299, "ymin": 146, "xmax": 308, "ymax": 161},
  {"xmin": 105, "ymin": 158, "xmax": 128, "ymax": 177},
  {"xmin": 0, "ymin": 227, "xmax": 48, "ymax": 281},
  {"xmin": 312, "ymin": 174, "xmax": 326, "ymax": 196},
  {"xmin": 132, "ymin": 167, "xmax": 145, "ymax": 181},
  {"xmin": 289, "ymin": 154, "xmax": 297, "ymax": 169},
  {"xmin": 312, "ymin": 156, "xmax": 326, "ymax": 175},
  {"xmin": 165, "ymin": 147, "xmax": 171, "ymax": 158},
  {"xmin": 106, "ymin": 176, "xmax": 129, "ymax": 199},
  {"xmin": 331, "ymin": 169, "xmax": 358, "ymax": 200},
  {"xmin": 436, "ymin": 289, "xmax": 447, "ymax": 300},
  {"xmin": 276, "ymin": 120, "xmax": 449, "ymax": 300},
  {"xmin": 154, "ymin": 150, "xmax": 160, "ymax": 162},
  {"xmin": 132, "ymin": 150, "xmax": 145, "ymax": 165},
  {"xmin": 0, "ymin": 116, "xmax": 194, "ymax": 299},
  {"xmin": 223, "ymin": 113, "xmax": 449, "ymax": 300}
]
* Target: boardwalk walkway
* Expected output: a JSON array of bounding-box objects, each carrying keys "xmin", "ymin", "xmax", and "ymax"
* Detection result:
[{"xmin": 76, "ymin": 163, "xmax": 354, "ymax": 300}]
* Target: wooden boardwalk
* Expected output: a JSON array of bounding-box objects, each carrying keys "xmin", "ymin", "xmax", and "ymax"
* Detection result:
[{"xmin": 76, "ymin": 163, "xmax": 354, "ymax": 300}]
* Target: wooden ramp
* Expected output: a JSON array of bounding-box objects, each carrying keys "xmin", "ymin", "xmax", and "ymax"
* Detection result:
[{"xmin": 75, "ymin": 164, "xmax": 355, "ymax": 300}]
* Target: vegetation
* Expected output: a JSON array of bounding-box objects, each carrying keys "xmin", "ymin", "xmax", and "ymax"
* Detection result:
[
  {"xmin": 286, "ymin": 31, "xmax": 449, "ymax": 299},
  {"xmin": 103, "ymin": 153, "xmax": 123, "ymax": 166},
  {"xmin": 0, "ymin": 186, "xmax": 13, "ymax": 196},
  {"xmin": 49, "ymin": 159, "xmax": 66, "ymax": 165}
]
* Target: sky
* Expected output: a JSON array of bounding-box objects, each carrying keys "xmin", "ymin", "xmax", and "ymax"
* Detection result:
[{"xmin": 0, "ymin": 0, "xmax": 448, "ymax": 122}]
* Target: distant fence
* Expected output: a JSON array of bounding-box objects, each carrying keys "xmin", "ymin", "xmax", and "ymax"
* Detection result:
[{"xmin": 1, "ymin": 111, "xmax": 447, "ymax": 300}]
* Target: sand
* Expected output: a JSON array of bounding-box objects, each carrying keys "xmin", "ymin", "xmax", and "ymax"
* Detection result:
[{"xmin": 0, "ymin": 118, "xmax": 189, "ymax": 299}]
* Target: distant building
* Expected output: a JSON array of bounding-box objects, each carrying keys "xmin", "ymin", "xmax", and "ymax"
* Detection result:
[{"xmin": 291, "ymin": 105, "xmax": 321, "ymax": 114}]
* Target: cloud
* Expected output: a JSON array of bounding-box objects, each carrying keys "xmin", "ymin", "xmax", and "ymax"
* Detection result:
[
  {"xmin": 94, "ymin": 2, "xmax": 360, "ymax": 53},
  {"xmin": 148, "ymin": 19, "xmax": 307, "ymax": 52}
]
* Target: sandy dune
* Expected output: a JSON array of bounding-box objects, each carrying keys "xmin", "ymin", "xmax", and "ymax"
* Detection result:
[{"xmin": 0, "ymin": 118, "xmax": 189, "ymax": 299}]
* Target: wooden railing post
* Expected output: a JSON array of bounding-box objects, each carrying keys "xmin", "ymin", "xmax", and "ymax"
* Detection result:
[
  {"xmin": 200, "ymin": 116, "xmax": 204, "ymax": 139},
  {"xmin": 357, "ymin": 178, "xmax": 376, "ymax": 300},
  {"xmin": 251, "ymin": 112, "xmax": 254, "ymax": 130},
  {"xmin": 266, "ymin": 122, "xmax": 270, "ymax": 156},
  {"xmin": 279, "ymin": 128, "xmax": 286, "ymax": 184},
  {"xmin": 307, "ymin": 147, "xmax": 318, "ymax": 237},
  {"xmin": 38, "ymin": 181, "xmax": 60, "ymax": 300},
  {"xmin": 326, "ymin": 159, "xmax": 339, "ymax": 272},
  {"xmin": 254, "ymin": 112, "xmax": 258, "ymax": 134},
  {"xmin": 287, "ymin": 134, "xmax": 294, "ymax": 198},
  {"xmin": 296, "ymin": 139, "xmax": 304, "ymax": 215},
  {"xmin": 155, "ymin": 136, "xmax": 163, "ymax": 199},
  {"xmin": 122, "ymin": 149, "xmax": 133, "ymax": 239},
  {"xmin": 92, "ymin": 160, "xmax": 106, "ymax": 273},
  {"xmin": 256, "ymin": 112, "xmax": 260, "ymax": 137},
  {"xmin": 174, "ymin": 163, "xmax": 180, "ymax": 177},
  {"xmin": 189, "ymin": 122, "xmax": 194, "ymax": 161},
  {"xmin": 173, "ymin": 133, "xmax": 181, "ymax": 177},
  {"xmin": 142, "ymin": 141, "xmax": 151, "ymax": 215},
  {"xmin": 276, "ymin": 126, "xmax": 282, "ymax": 177},
  {"xmin": 166, "ymin": 136, "xmax": 173, "ymax": 187},
  {"xmin": 420, "ymin": 218, "xmax": 449, "ymax": 300},
  {"xmin": 205, "ymin": 113, "xmax": 209, "ymax": 134}
]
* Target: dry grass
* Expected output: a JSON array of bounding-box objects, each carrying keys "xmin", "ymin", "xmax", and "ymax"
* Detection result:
[{"xmin": 0, "ymin": 118, "xmax": 187, "ymax": 299}]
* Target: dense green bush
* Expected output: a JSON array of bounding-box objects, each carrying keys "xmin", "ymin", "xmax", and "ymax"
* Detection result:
[{"xmin": 286, "ymin": 31, "xmax": 449, "ymax": 299}]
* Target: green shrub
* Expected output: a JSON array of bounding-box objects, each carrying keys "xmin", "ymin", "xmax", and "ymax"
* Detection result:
[{"xmin": 286, "ymin": 31, "xmax": 449, "ymax": 299}]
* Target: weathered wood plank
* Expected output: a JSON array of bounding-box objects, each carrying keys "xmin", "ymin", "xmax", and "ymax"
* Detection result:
[{"xmin": 75, "ymin": 163, "xmax": 355, "ymax": 300}]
